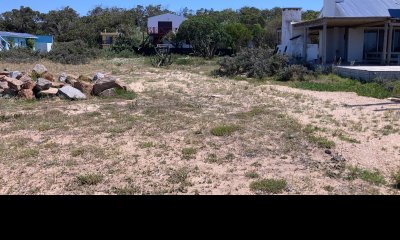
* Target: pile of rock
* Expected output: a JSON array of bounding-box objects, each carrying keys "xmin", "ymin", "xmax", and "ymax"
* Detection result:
[{"xmin": 0, "ymin": 64, "xmax": 132, "ymax": 100}]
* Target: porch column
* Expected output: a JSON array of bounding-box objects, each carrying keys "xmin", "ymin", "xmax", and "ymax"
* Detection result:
[
  {"xmin": 322, "ymin": 22, "xmax": 327, "ymax": 64},
  {"xmin": 303, "ymin": 27, "xmax": 308, "ymax": 61},
  {"xmin": 382, "ymin": 22, "xmax": 389, "ymax": 65},
  {"xmin": 387, "ymin": 23, "xmax": 394, "ymax": 64}
]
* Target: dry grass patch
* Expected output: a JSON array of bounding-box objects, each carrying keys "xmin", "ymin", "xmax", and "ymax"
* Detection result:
[
  {"xmin": 76, "ymin": 174, "xmax": 103, "ymax": 186},
  {"xmin": 211, "ymin": 124, "xmax": 240, "ymax": 137},
  {"xmin": 250, "ymin": 179, "xmax": 287, "ymax": 194}
]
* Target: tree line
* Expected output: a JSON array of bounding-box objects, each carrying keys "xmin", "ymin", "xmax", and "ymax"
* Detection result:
[{"xmin": 0, "ymin": 5, "xmax": 319, "ymax": 55}]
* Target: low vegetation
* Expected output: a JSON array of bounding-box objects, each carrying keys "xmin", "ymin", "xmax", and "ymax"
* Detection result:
[
  {"xmin": 347, "ymin": 166, "xmax": 386, "ymax": 186},
  {"xmin": 211, "ymin": 124, "xmax": 240, "ymax": 137},
  {"xmin": 291, "ymin": 74, "xmax": 394, "ymax": 99},
  {"xmin": 250, "ymin": 179, "xmax": 287, "ymax": 194},
  {"xmin": 76, "ymin": 174, "xmax": 104, "ymax": 186}
]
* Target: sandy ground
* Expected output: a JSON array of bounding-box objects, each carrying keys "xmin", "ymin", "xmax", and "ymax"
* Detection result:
[{"xmin": 0, "ymin": 58, "xmax": 399, "ymax": 195}]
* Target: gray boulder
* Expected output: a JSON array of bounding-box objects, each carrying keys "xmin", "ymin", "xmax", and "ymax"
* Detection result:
[
  {"xmin": 92, "ymin": 77, "xmax": 130, "ymax": 96},
  {"xmin": 35, "ymin": 78, "xmax": 52, "ymax": 91},
  {"xmin": 32, "ymin": 64, "xmax": 47, "ymax": 76},
  {"xmin": 9, "ymin": 71, "xmax": 22, "ymax": 79},
  {"xmin": 58, "ymin": 86, "xmax": 86, "ymax": 100},
  {"xmin": 99, "ymin": 88, "xmax": 117, "ymax": 97}
]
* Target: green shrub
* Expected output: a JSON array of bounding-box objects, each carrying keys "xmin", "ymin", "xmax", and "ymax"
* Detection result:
[
  {"xmin": 277, "ymin": 64, "xmax": 312, "ymax": 81},
  {"xmin": 347, "ymin": 166, "xmax": 386, "ymax": 185},
  {"xmin": 250, "ymin": 179, "xmax": 287, "ymax": 194},
  {"xmin": 76, "ymin": 174, "xmax": 103, "ymax": 186},
  {"xmin": 0, "ymin": 48, "xmax": 43, "ymax": 63},
  {"xmin": 211, "ymin": 124, "xmax": 240, "ymax": 136},
  {"xmin": 292, "ymin": 74, "xmax": 392, "ymax": 99},
  {"xmin": 215, "ymin": 48, "xmax": 288, "ymax": 79},
  {"xmin": 47, "ymin": 40, "xmax": 100, "ymax": 64},
  {"xmin": 393, "ymin": 170, "xmax": 400, "ymax": 189}
]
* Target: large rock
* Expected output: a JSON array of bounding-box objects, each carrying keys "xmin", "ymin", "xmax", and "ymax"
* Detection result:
[
  {"xmin": 0, "ymin": 81, "xmax": 9, "ymax": 90},
  {"xmin": 35, "ymin": 78, "xmax": 52, "ymax": 91},
  {"xmin": 99, "ymin": 88, "xmax": 117, "ymax": 97},
  {"xmin": 39, "ymin": 88, "xmax": 59, "ymax": 98},
  {"xmin": 93, "ymin": 72, "xmax": 105, "ymax": 82},
  {"xmin": 19, "ymin": 75, "xmax": 33, "ymax": 82},
  {"xmin": 3, "ymin": 77, "xmax": 23, "ymax": 91},
  {"xmin": 18, "ymin": 89, "xmax": 34, "ymax": 100},
  {"xmin": 51, "ymin": 82, "xmax": 65, "ymax": 88},
  {"xmin": 0, "ymin": 71, "xmax": 9, "ymax": 76},
  {"xmin": 21, "ymin": 80, "xmax": 36, "ymax": 90},
  {"xmin": 9, "ymin": 71, "xmax": 22, "ymax": 79},
  {"xmin": 92, "ymin": 77, "xmax": 130, "ymax": 96},
  {"xmin": 32, "ymin": 64, "xmax": 47, "ymax": 76},
  {"xmin": 58, "ymin": 86, "xmax": 86, "ymax": 100},
  {"xmin": 74, "ymin": 81, "xmax": 93, "ymax": 96},
  {"xmin": 42, "ymin": 72, "xmax": 55, "ymax": 81}
]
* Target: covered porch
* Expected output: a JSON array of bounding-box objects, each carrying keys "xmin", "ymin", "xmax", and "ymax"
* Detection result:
[{"xmin": 293, "ymin": 17, "xmax": 400, "ymax": 65}]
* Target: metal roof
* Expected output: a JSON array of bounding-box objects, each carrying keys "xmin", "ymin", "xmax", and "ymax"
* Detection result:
[
  {"xmin": 148, "ymin": 13, "xmax": 187, "ymax": 20},
  {"xmin": 325, "ymin": 0, "xmax": 400, "ymax": 18},
  {"xmin": 0, "ymin": 31, "xmax": 37, "ymax": 39}
]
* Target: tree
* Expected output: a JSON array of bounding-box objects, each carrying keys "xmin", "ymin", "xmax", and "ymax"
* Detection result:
[
  {"xmin": 41, "ymin": 7, "xmax": 80, "ymax": 42},
  {"xmin": 177, "ymin": 16, "xmax": 229, "ymax": 59},
  {"xmin": 224, "ymin": 23, "xmax": 252, "ymax": 52},
  {"xmin": 0, "ymin": 6, "xmax": 44, "ymax": 34},
  {"xmin": 302, "ymin": 10, "xmax": 320, "ymax": 21}
]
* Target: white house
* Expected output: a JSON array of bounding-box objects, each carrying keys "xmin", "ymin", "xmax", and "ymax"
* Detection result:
[
  {"xmin": 278, "ymin": 0, "xmax": 400, "ymax": 65},
  {"xmin": 147, "ymin": 13, "xmax": 187, "ymax": 35}
]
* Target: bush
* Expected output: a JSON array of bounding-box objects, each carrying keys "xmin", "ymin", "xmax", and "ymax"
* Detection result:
[
  {"xmin": 47, "ymin": 40, "xmax": 100, "ymax": 64},
  {"xmin": 250, "ymin": 179, "xmax": 287, "ymax": 194},
  {"xmin": 215, "ymin": 48, "xmax": 288, "ymax": 79},
  {"xmin": 0, "ymin": 48, "xmax": 44, "ymax": 63},
  {"xmin": 277, "ymin": 64, "xmax": 312, "ymax": 81}
]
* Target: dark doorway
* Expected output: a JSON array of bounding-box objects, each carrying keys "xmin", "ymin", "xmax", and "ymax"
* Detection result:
[{"xmin": 158, "ymin": 21, "xmax": 172, "ymax": 35}]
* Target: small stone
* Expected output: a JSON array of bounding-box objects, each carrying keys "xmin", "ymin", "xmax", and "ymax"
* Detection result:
[
  {"xmin": 93, "ymin": 72, "xmax": 105, "ymax": 82},
  {"xmin": 58, "ymin": 86, "xmax": 86, "ymax": 100},
  {"xmin": 325, "ymin": 150, "xmax": 332, "ymax": 155},
  {"xmin": 59, "ymin": 73, "xmax": 68, "ymax": 82}
]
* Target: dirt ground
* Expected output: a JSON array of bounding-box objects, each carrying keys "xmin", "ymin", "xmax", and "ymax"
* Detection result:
[{"xmin": 0, "ymin": 58, "xmax": 399, "ymax": 195}]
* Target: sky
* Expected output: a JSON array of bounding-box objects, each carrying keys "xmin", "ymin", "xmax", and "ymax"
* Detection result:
[{"xmin": 0, "ymin": 0, "xmax": 323, "ymax": 15}]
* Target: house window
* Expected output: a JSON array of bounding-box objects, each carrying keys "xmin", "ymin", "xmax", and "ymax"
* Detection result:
[
  {"xmin": 392, "ymin": 29, "xmax": 400, "ymax": 52},
  {"xmin": 364, "ymin": 29, "xmax": 384, "ymax": 53}
]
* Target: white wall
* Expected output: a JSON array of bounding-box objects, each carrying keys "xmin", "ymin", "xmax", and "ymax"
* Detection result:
[
  {"xmin": 348, "ymin": 28, "xmax": 364, "ymax": 62},
  {"xmin": 323, "ymin": 0, "xmax": 340, "ymax": 17},
  {"xmin": 281, "ymin": 9, "xmax": 302, "ymax": 47},
  {"xmin": 148, "ymin": 14, "xmax": 187, "ymax": 34},
  {"xmin": 35, "ymin": 43, "xmax": 53, "ymax": 53}
]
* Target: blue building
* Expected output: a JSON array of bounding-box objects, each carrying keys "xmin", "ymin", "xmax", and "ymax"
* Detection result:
[{"xmin": 0, "ymin": 31, "xmax": 53, "ymax": 52}]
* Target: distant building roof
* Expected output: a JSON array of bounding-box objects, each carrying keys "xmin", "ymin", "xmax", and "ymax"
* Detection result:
[
  {"xmin": 321, "ymin": 0, "xmax": 400, "ymax": 18},
  {"xmin": 148, "ymin": 13, "xmax": 186, "ymax": 20},
  {"xmin": 0, "ymin": 31, "xmax": 37, "ymax": 39}
]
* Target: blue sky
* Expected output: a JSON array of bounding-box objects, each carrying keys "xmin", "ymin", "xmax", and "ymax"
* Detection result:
[{"xmin": 0, "ymin": 0, "xmax": 323, "ymax": 15}]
